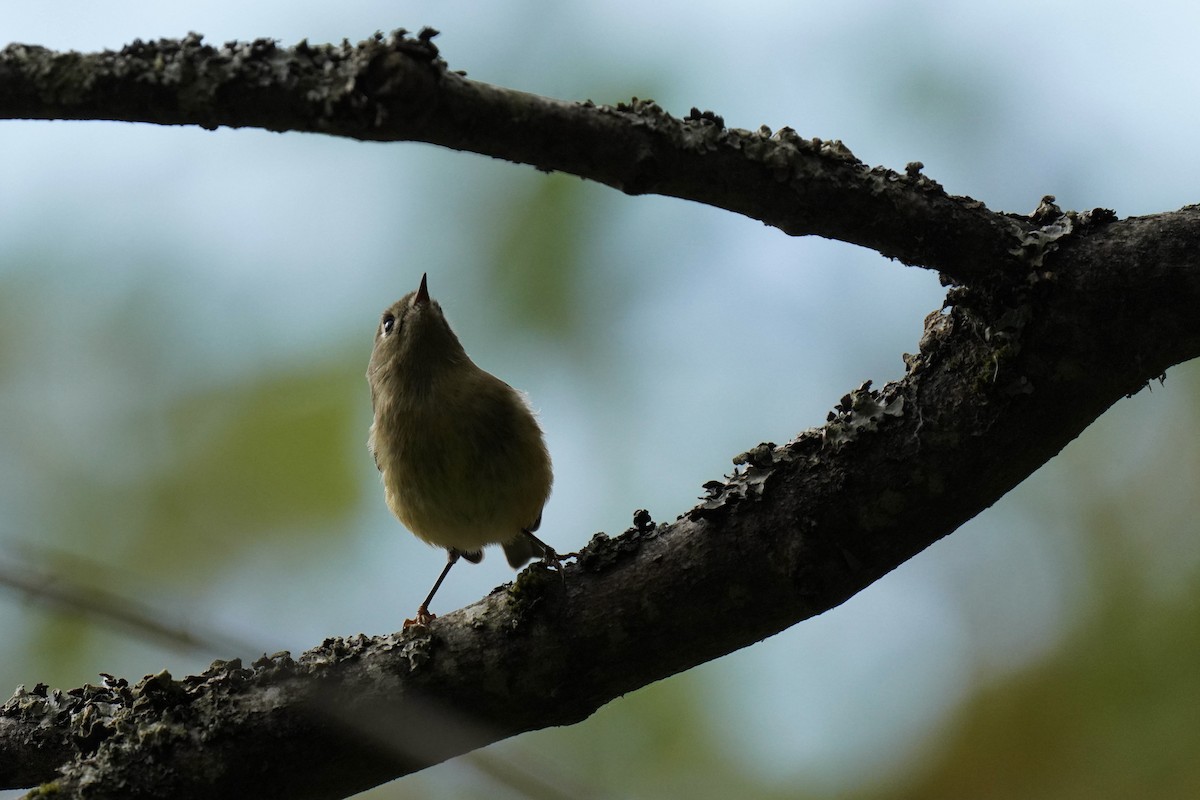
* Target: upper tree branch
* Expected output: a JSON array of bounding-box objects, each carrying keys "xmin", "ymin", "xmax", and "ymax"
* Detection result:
[{"xmin": 2, "ymin": 29, "xmax": 1033, "ymax": 285}]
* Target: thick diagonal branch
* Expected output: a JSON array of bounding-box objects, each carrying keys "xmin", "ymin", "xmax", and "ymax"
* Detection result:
[
  {"xmin": 2, "ymin": 30, "xmax": 1030, "ymax": 285},
  {"xmin": 4, "ymin": 204, "xmax": 1200, "ymax": 798}
]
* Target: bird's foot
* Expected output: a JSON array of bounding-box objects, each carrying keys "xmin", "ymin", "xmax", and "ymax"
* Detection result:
[
  {"xmin": 539, "ymin": 545, "xmax": 578, "ymax": 571},
  {"xmin": 403, "ymin": 605, "xmax": 437, "ymax": 628},
  {"xmin": 520, "ymin": 527, "xmax": 577, "ymax": 572}
]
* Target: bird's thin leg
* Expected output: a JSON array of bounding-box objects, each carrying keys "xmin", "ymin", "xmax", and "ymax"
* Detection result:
[{"xmin": 404, "ymin": 550, "xmax": 460, "ymax": 628}]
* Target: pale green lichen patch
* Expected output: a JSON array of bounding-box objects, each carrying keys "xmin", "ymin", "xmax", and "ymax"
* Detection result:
[
  {"xmin": 821, "ymin": 381, "xmax": 906, "ymax": 447},
  {"xmin": 1008, "ymin": 195, "xmax": 1116, "ymax": 271},
  {"xmin": 24, "ymin": 781, "xmax": 60, "ymax": 796}
]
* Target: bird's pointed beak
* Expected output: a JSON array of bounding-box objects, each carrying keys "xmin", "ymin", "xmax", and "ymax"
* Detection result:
[{"xmin": 415, "ymin": 273, "xmax": 430, "ymax": 305}]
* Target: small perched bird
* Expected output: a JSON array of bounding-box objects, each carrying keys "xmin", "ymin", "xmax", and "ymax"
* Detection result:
[{"xmin": 367, "ymin": 274, "xmax": 559, "ymax": 626}]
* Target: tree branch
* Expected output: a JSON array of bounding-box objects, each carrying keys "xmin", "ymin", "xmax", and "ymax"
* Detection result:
[
  {"xmin": 3, "ymin": 30, "xmax": 1033, "ymax": 285},
  {"xmin": 4, "ymin": 28, "xmax": 1200, "ymax": 800}
]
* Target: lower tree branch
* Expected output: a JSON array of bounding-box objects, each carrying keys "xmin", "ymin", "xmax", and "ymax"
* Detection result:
[{"xmin": 3, "ymin": 200, "xmax": 1200, "ymax": 797}]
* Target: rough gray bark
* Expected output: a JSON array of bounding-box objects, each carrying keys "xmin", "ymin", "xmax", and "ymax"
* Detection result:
[
  {"xmin": 2, "ymin": 29, "xmax": 1200, "ymax": 800},
  {"xmin": 3, "ymin": 29, "xmax": 1027, "ymax": 285}
]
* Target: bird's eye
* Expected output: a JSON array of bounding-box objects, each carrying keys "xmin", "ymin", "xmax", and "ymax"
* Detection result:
[{"xmin": 381, "ymin": 314, "xmax": 396, "ymax": 335}]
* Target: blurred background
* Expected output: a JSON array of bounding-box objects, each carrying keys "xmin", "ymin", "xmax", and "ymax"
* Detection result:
[{"xmin": 3, "ymin": 1, "xmax": 1200, "ymax": 797}]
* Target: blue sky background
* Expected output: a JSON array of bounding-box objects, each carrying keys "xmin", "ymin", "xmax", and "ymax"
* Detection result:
[{"xmin": 3, "ymin": 3, "xmax": 1200, "ymax": 797}]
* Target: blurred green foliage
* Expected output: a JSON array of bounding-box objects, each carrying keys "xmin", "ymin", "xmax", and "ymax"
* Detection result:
[
  {"xmin": 488, "ymin": 173, "xmax": 599, "ymax": 339},
  {"xmin": 876, "ymin": 547, "xmax": 1200, "ymax": 800},
  {"xmin": 144, "ymin": 362, "xmax": 363, "ymax": 564}
]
